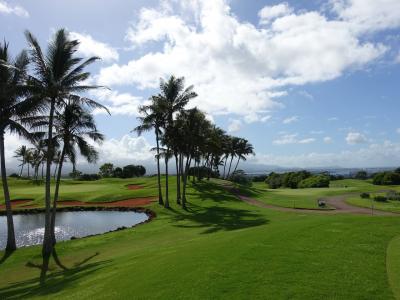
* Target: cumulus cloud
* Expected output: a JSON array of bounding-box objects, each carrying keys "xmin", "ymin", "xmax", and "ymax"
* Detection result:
[
  {"xmin": 330, "ymin": 0, "xmax": 400, "ymax": 33},
  {"xmin": 258, "ymin": 3, "xmax": 293, "ymax": 24},
  {"xmin": 283, "ymin": 116, "xmax": 299, "ymax": 124},
  {"xmin": 346, "ymin": 132, "xmax": 368, "ymax": 144},
  {"xmin": 254, "ymin": 140, "xmax": 400, "ymax": 168},
  {"xmin": 0, "ymin": 1, "xmax": 29, "ymax": 17},
  {"xmin": 273, "ymin": 134, "xmax": 315, "ymax": 145},
  {"xmin": 90, "ymin": 88, "xmax": 143, "ymax": 116},
  {"xmin": 70, "ymin": 32, "xmax": 119, "ymax": 62},
  {"xmin": 227, "ymin": 119, "xmax": 242, "ymax": 133},
  {"xmin": 324, "ymin": 136, "xmax": 333, "ymax": 144},
  {"xmin": 95, "ymin": 0, "xmax": 389, "ymax": 119}
]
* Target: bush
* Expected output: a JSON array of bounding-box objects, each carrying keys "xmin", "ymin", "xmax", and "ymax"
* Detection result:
[
  {"xmin": 265, "ymin": 172, "xmax": 282, "ymax": 189},
  {"xmin": 360, "ymin": 192, "xmax": 370, "ymax": 199},
  {"xmin": 298, "ymin": 175, "xmax": 330, "ymax": 188},
  {"xmin": 252, "ymin": 175, "xmax": 268, "ymax": 182},
  {"xmin": 373, "ymin": 171, "xmax": 400, "ymax": 185},
  {"xmin": 386, "ymin": 191, "xmax": 400, "ymax": 201},
  {"xmin": 354, "ymin": 170, "xmax": 368, "ymax": 180},
  {"xmin": 374, "ymin": 196, "xmax": 388, "ymax": 202},
  {"xmin": 8, "ymin": 173, "xmax": 20, "ymax": 178},
  {"xmin": 78, "ymin": 174, "xmax": 101, "ymax": 181},
  {"xmin": 230, "ymin": 170, "xmax": 252, "ymax": 186}
]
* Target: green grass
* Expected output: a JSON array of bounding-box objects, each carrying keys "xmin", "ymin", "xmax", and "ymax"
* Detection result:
[
  {"xmin": 387, "ymin": 236, "xmax": 400, "ymax": 300},
  {"xmin": 346, "ymin": 194, "xmax": 400, "ymax": 214},
  {"xmin": 1, "ymin": 177, "xmax": 159, "ymax": 207},
  {"xmin": 238, "ymin": 179, "xmax": 400, "ymax": 210},
  {"xmin": 0, "ymin": 177, "xmax": 400, "ymax": 299}
]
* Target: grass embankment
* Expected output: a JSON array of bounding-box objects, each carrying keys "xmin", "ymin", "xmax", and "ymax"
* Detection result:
[
  {"xmin": 0, "ymin": 177, "xmax": 399, "ymax": 299},
  {"xmin": 238, "ymin": 179, "xmax": 400, "ymax": 210}
]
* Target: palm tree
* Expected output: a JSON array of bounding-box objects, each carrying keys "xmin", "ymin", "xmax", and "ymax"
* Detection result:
[
  {"xmin": 232, "ymin": 139, "xmax": 254, "ymax": 175},
  {"xmin": 25, "ymin": 29, "xmax": 103, "ymax": 283},
  {"xmin": 14, "ymin": 145, "xmax": 28, "ymax": 176},
  {"xmin": 133, "ymin": 96, "xmax": 165, "ymax": 206},
  {"xmin": 0, "ymin": 41, "xmax": 39, "ymax": 252},
  {"xmin": 157, "ymin": 75, "xmax": 197, "ymax": 204},
  {"xmin": 226, "ymin": 137, "xmax": 241, "ymax": 179}
]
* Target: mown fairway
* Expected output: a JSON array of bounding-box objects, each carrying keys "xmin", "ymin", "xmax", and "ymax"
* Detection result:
[{"xmin": 1, "ymin": 177, "xmax": 400, "ymax": 299}]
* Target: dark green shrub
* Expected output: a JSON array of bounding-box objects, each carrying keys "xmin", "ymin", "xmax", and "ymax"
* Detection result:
[
  {"xmin": 354, "ymin": 170, "xmax": 368, "ymax": 180},
  {"xmin": 374, "ymin": 196, "xmax": 388, "ymax": 202},
  {"xmin": 230, "ymin": 170, "xmax": 252, "ymax": 186},
  {"xmin": 298, "ymin": 175, "xmax": 330, "ymax": 188},
  {"xmin": 265, "ymin": 172, "xmax": 282, "ymax": 189},
  {"xmin": 252, "ymin": 175, "xmax": 268, "ymax": 182},
  {"xmin": 360, "ymin": 192, "xmax": 370, "ymax": 199},
  {"xmin": 78, "ymin": 174, "xmax": 101, "ymax": 181},
  {"xmin": 373, "ymin": 171, "xmax": 400, "ymax": 185},
  {"xmin": 9, "ymin": 173, "xmax": 20, "ymax": 178}
]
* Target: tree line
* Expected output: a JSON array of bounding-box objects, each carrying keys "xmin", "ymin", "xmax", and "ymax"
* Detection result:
[{"xmin": 99, "ymin": 163, "xmax": 146, "ymax": 178}]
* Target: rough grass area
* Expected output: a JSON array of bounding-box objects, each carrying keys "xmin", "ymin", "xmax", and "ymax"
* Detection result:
[
  {"xmin": 387, "ymin": 235, "xmax": 400, "ymax": 300},
  {"xmin": 0, "ymin": 177, "xmax": 399, "ymax": 299}
]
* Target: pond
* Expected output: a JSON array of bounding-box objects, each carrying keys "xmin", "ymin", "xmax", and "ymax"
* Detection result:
[{"xmin": 0, "ymin": 210, "xmax": 149, "ymax": 249}]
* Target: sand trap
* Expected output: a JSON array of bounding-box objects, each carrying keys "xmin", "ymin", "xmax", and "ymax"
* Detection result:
[
  {"xmin": 127, "ymin": 184, "xmax": 144, "ymax": 190},
  {"xmin": 59, "ymin": 198, "xmax": 155, "ymax": 207},
  {"xmin": 0, "ymin": 200, "xmax": 33, "ymax": 210}
]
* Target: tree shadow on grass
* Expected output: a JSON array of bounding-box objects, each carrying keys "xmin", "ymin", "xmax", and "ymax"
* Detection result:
[
  {"xmin": 169, "ymin": 203, "xmax": 269, "ymax": 234},
  {"xmin": 0, "ymin": 250, "xmax": 13, "ymax": 266},
  {"xmin": 0, "ymin": 254, "xmax": 111, "ymax": 299}
]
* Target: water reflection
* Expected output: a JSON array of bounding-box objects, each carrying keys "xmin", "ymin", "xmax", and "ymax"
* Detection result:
[{"xmin": 0, "ymin": 211, "xmax": 148, "ymax": 249}]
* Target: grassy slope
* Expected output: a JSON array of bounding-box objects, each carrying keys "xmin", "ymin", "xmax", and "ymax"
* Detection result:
[
  {"xmin": 0, "ymin": 178, "xmax": 399, "ymax": 299},
  {"xmin": 241, "ymin": 179, "xmax": 400, "ymax": 210}
]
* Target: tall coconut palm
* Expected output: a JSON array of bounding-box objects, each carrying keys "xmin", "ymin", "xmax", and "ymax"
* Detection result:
[
  {"xmin": 157, "ymin": 75, "xmax": 197, "ymax": 204},
  {"xmin": 25, "ymin": 29, "xmax": 103, "ymax": 283},
  {"xmin": 14, "ymin": 145, "xmax": 28, "ymax": 176},
  {"xmin": 232, "ymin": 139, "xmax": 254, "ymax": 175},
  {"xmin": 0, "ymin": 41, "xmax": 39, "ymax": 252},
  {"xmin": 133, "ymin": 96, "xmax": 165, "ymax": 206},
  {"xmin": 33, "ymin": 96, "xmax": 106, "ymax": 246}
]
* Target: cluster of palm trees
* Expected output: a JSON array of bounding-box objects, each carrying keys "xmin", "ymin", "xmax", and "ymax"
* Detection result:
[
  {"xmin": 0, "ymin": 29, "xmax": 107, "ymax": 283},
  {"xmin": 134, "ymin": 76, "xmax": 254, "ymax": 210}
]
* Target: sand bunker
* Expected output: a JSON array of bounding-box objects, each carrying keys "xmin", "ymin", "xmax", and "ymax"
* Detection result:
[
  {"xmin": 127, "ymin": 184, "xmax": 144, "ymax": 190},
  {"xmin": 0, "ymin": 200, "xmax": 33, "ymax": 210},
  {"xmin": 59, "ymin": 198, "xmax": 155, "ymax": 207}
]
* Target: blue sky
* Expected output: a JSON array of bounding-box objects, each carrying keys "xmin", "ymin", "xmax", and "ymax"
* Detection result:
[{"xmin": 1, "ymin": 0, "xmax": 400, "ymax": 172}]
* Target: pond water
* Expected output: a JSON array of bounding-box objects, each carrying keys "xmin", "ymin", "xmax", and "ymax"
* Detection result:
[{"xmin": 0, "ymin": 211, "xmax": 149, "ymax": 249}]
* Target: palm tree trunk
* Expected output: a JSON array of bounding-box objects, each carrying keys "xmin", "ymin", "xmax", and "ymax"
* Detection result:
[
  {"xmin": 41, "ymin": 162, "xmax": 44, "ymax": 179},
  {"xmin": 164, "ymin": 157, "xmax": 169, "ymax": 208},
  {"xmin": 19, "ymin": 163, "xmax": 24, "ymax": 177},
  {"xmin": 232, "ymin": 157, "xmax": 241, "ymax": 175},
  {"xmin": 27, "ymin": 163, "xmax": 30, "ymax": 178},
  {"xmin": 227, "ymin": 155, "xmax": 234, "ymax": 179},
  {"xmin": 40, "ymin": 98, "xmax": 56, "ymax": 285},
  {"xmin": 53, "ymin": 163, "xmax": 58, "ymax": 180},
  {"xmin": 175, "ymin": 154, "xmax": 181, "ymax": 205},
  {"xmin": 223, "ymin": 155, "xmax": 228, "ymax": 179},
  {"xmin": 155, "ymin": 128, "xmax": 163, "ymax": 205},
  {"xmin": 182, "ymin": 156, "xmax": 192, "ymax": 210},
  {"xmin": 50, "ymin": 146, "xmax": 66, "ymax": 245},
  {"xmin": 0, "ymin": 132, "xmax": 16, "ymax": 252}
]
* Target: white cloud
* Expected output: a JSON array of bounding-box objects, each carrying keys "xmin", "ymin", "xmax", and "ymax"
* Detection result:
[
  {"xmin": 324, "ymin": 136, "xmax": 333, "ymax": 144},
  {"xmin": 90, "ymin": 88, "xmax": 143, "ymax": 116},
  {"xmin": 0, "ymin": 1, "xmax": 29, "ymax": 17},
  {"xmin": 70, "ymin": 32, "xmax": 119, "ymax": 62},
  {"xmin": 92, "ymin": 135, "xmax": 154, "ymax": 163},
  {"xmin": 346, "ymin": 132, "xmax": 368, "ymax": 144},
  {"xmin": 396, "ymin": 52, "xmax": 400, "ymax": 64},
  {"xmin": 396, "ymin": 128, "xmax": 400, "ymax": 134},
  {"xmin": 330, "ymin": 0, "xmax": 400, "ymax": 33},
  {"xmin": 96, "ymin": 0, "xmax": 389, "ymax": 120},
  {"xmin": 283, "ymin": 116, "xmax": 299, "ymax": 124},
  {"xmin": 254, "ymin": 140, "xmax": 400, "ymax": 168},
  {"xmin": 273, "ymin": 133, "xmax": 315, "ymax": 145},
  {"xmin": 258, "ymin": 3, "xmax": 293, "ymax": 24},
  {"xmin": 328, "ymin": 117, "xmax": 339, "ymax": 121},
  {"xmin": 227, "ymin": 119, "xmax": 242, "ymax": 133}
]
